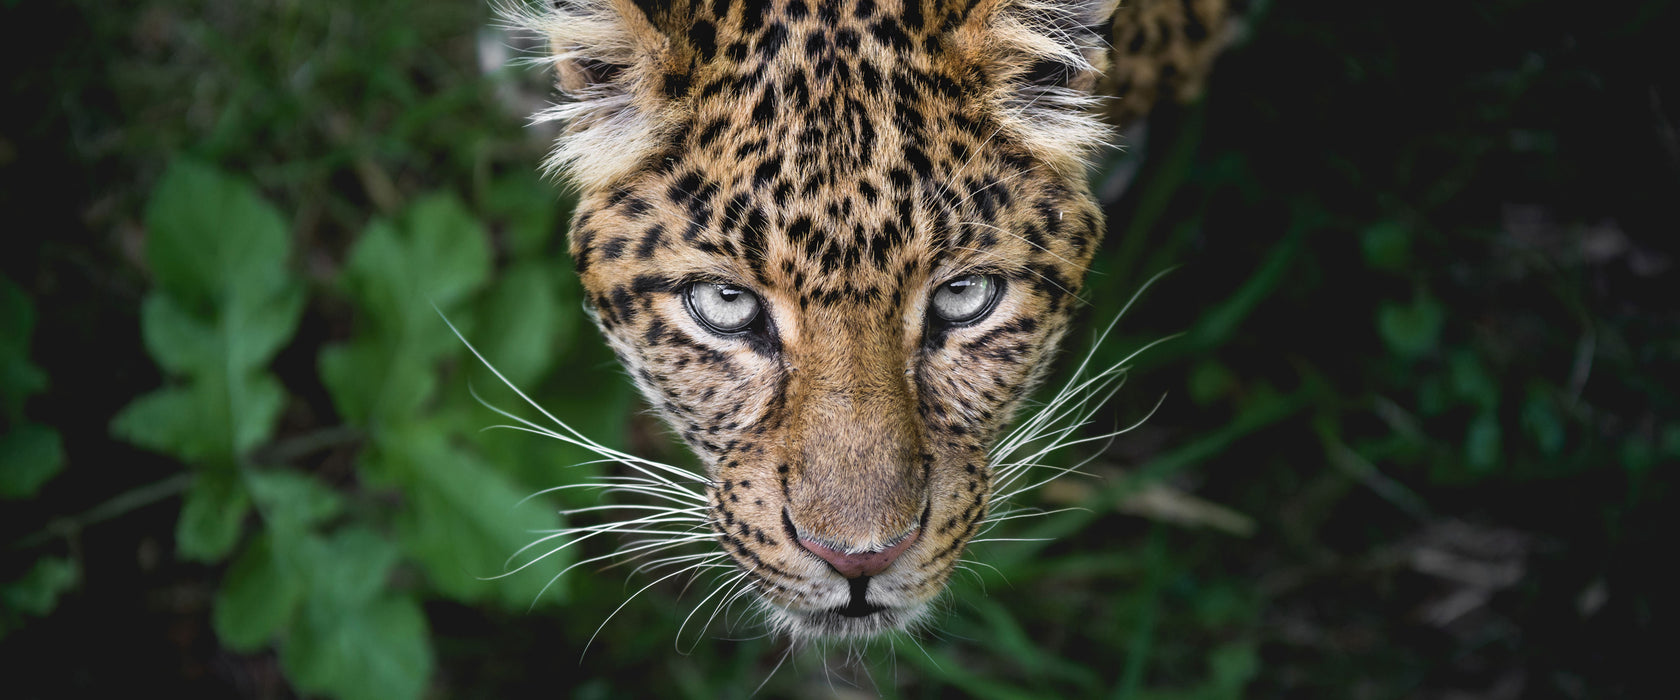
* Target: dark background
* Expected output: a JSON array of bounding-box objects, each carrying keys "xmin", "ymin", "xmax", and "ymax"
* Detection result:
[{"xmin": 2, "ymin": 0, "xmax": 1675, "ymax": 697}]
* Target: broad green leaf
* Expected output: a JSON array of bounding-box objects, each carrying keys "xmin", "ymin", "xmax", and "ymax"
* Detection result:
[
  {"xmin": 324, "ymin": 197, "xmax": 490, "ymax": 426},
  {"xmin": 282, "ymin": 595, "xmax": 432, "ymax": 700},
  {"xmin": 296, "ymin": 527, "xmax": 400, "ymax": 611},
  {"xmin": 111, "ymin": 387, "xmax": 221, "ymax": 466},
  {"xmin": 213, "ymin": 534, "xmax": 302, "ymax": 651},
  {"xmin": 402, "ymin": 195, "xmax": 493, "ymax": 310},
  {"xmin": 339, "ymin": 197, "xmax": 489, "ymax": 341},
  {"xmin": 119, "ymin": 160, "xmax": 302, "ymax": 471},
  {"xmin": 278, "ymin": 528, "xmax": 429, "ymax": 700},
  {"xmin": 381, "ymin": 425, "xmax": 565, "ymax": 606},
  {"xmin": 0, "ymin": 422, "xmax": 65, "ymax": 499},
  {"xmin": 247, "ymin": 469, "xmax": 347, "ymax": 538},
  {"xmin": 0, "ymin": 557, "xmax": 77, "ymax": 637},
  {"xmin": 138, "ymin": 294, "xmax": 219, "ymax": 375},
  {"xmin": 144, "ymin": 160, "xmax": 292, "ymax": 313},
  {"xmin": 226, "ymin": 284, "xmax": 308, "ymax": 373},
  {"xmin": 469, "ymin": 262, "xmax": 567, "ymax": 389},
  {"xmin": 175, "ymin": 472, "xmax": 251, "ymax": 562},
  {"xmin": 231, "ymin": 374, "xmax": 289, "ymax": 456},
  {"xmin": 319, "ymin": 339, "xmax": 437, "ymax": 426}
]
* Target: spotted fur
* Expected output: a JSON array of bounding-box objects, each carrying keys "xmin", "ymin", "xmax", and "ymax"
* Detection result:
[{"xmin": 505, "ymin": 0, "xmax": 1231, "ymax": 640}]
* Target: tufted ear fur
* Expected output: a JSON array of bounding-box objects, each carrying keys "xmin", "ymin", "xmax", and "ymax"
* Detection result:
[
  {"xmin": 504, "ymin": 0, "xmax": 693, "ymax": 191},
  {"xmin": 948, "ymin": 0, "xmax": 1122, "ymax": 176}
]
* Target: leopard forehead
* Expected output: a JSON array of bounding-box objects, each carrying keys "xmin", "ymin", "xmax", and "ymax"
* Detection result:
[
  {"xmin": 568, "ymin": 0, "xmax": 1106, "ymax": 314},
  {"xmin": 520, "ymin": 0, "xmax": 1122, "ymax": 639}
]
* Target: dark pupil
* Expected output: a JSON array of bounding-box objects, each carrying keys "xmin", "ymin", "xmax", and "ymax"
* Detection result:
[
  {"xmin": 718, "ymin": 286, "xmax": 740, "ymax": 302},
  {"xmin": 948, "ymin": 278, "xmax": 976, "ymax": 294}
]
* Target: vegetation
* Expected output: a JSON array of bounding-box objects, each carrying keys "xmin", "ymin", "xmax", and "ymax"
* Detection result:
[{"xmin": 3, "ymin": 0, "xmax": 1674, "ymax": 697}]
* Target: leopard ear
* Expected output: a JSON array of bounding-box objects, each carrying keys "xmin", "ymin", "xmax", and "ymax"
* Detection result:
[
  {"xmin": 506, "ymin": 0, "xmax": 693, "ymax": 191},
  {"xmin": 949, "ymin": 0, "xmax": 1122, "ymax": 176}
]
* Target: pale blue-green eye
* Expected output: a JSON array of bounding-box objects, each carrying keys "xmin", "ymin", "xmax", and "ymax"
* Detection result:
[
  {"xmin": 931, "ymin": 274, "xmax": 1000, "ymax": 323},
  {"xmin": 686, "ymin": 282, "xmax": 761, "ymax": 332}
]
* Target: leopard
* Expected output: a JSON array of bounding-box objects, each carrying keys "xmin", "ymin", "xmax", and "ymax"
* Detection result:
[{"xmin": 493, "ymin": 0, "xmax": 1234, "ymax": 642}]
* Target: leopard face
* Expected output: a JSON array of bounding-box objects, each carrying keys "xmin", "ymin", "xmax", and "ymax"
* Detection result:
[{"xmin": 512, "ymin": 0, "xmax": 1151, "ymax": 640}]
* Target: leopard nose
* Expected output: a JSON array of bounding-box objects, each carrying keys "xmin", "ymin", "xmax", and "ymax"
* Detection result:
[{"xmin": 796, "ymin": 528, "xmax": 920, "ymax": 579}]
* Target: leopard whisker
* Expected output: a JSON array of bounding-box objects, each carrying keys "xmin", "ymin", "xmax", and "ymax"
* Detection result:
[
  {"xmin": 583, "ymin": 562, "xmax": 728, "ymax": 660},
  {"xmin": 504, "ymin": 510, "xmax": 710, "ymax": 570},
  {"xmin": 677, "ymin": 569, "xmax": 752, "ymax": 652},
  {"xmin": 978, "ymin": 505, "xmax": 1090, "ymax": 525},
  {"xmin": 470, "ymin": 404, "xmax": 705, "ymax": 496}
]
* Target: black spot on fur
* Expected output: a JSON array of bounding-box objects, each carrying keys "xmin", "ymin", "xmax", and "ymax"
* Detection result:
[{"xmin": 690, "ymin": 19, "xmax": 718, "ymax": 60}]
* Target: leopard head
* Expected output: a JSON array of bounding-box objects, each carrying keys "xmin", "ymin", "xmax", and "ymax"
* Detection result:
[{"xmin": 513, "ymin": 0, "xmax": 1119, "ymax": 639}]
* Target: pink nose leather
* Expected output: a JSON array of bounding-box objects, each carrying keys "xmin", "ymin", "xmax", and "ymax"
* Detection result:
[{"xmin": 798, "ymin": 529, "xmax": 920, "ymax": 578}]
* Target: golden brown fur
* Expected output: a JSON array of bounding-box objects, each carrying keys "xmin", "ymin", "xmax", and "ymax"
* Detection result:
[{"xmin": 509, "ymin": 0, "xmax": 1232, "ymax": 639}]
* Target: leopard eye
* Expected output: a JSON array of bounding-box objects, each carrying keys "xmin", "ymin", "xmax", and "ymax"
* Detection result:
[
  {"xmin": 685, "ymin": 282, "xmax": 761, "ymax": 333},
  {"xmin": 930, "ymin": 274, "xmax": 1001, "ymax": 324}
]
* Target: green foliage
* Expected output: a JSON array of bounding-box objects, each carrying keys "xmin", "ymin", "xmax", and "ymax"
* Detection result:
[
  {"xmin": 111, "ymin": 160, "xmax": 304, "ymax": 560},
  {"xmin": 379, "ymin": 423, "xmax": 563, "ymax": 606},
  {"xmin": 110, "ymin": 162, "xmax": 580, "ymax": 699},
  {"xmin": 319, "ymin": 195, "xmax": 490, "ymax": 426},
  {"xmin": 0, "ymin": 558, "xmax": 78, "ymax": 637},
  {"xmin": 0, "ymin": 423, "xmax": 63, "ymax": 501},
  {"xmin": 0, "ymin": 276, "xmax": 63, "ymax": 500},
  {"xmin": 12, "ymin": 0, "xmax": 1676, "ymax": 696},
  {"xmin": 1, "ymin": 276, "xmax": 71, "ymax": 636},
  {"xmin": 1377, "ymin": 288, "xmax": 1444, "ymax": 359},
  {"xmin": 0, "ymin": 276, "xmax": 49, "ymax": 418}
]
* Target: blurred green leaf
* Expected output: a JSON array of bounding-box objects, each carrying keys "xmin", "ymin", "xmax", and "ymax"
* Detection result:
[
  {"xmin": 1465, "ymin": 411, "xmax": 1503, "ymax": 476},
  {"xmin": 1521, "ymin": 385, "xmax": 1565, "ymax": 457},
  {"xmin": 380, "ymin": 424, "xmax": 566, "ymax": 607},
  {"xmin": 144, "ymin": 159, "xmax": 292, "ymax": 315},
  {"xmin": 1360, "ymin": 221, "xmax": 1411, "ymax": 273},
  {"xmin": 0, "ymin": 275, "xmax": 48, "ymax": 418},
  {"xmin": 1448, "ymin": 350, "xmax": 1499, "ymax": 410},
  {"xmin": 1377, "ymin": 290, "xmax": 1444, "ymax": 358},
  {"xmin": 0, "ymin": 557, "xmax": 77, "ymax": 637},
  {"xmin": 176, "ymin": 472, "xmax": 251, "ymax": 562},
  {"xmin": 111, "ymin": 386, "xmax": 217, "ymax": 464},
  {"xmin": 278, "ymin": 528, "xmax": 430, "ymax": 700},
  {"xmin": 322, "ymin": 196, "xmax": 490, "ymax": 426},
  {"xmin": 341, "ymin": 195, "xmax": 490, "ymax": 328},
  {"xmin": 283, "ymin": 596, "xmax": 432, "ymax": 700},
  {"xmin": 481, "ymin": 170, "xmax": 565, "ymax": 258},
  {"xmin": 248, "ymin": 469, "xmax": 347, "ymax": 538},
  {"xmin": 298, "ymin": 527, "xmax": 401, "ymax": 610},
  {"xmin": 470, "ymin": 262, "xmax": 568, "ymax": 388},
  {"xmin": 214, "ymin": 533, "xmax": 303, "ymax": 651},
  {"xmin": 116, "ymin": 160, "xmax": 303, "ymax": 481},
  {"xmin": 320, "ymin": 339, "xmax": 437, "ymax": 428},
  {"xmin": 0, "ymin": 422, "xmax": 65, "ymax": 499},
  {"xmin": 1187, "ymin": 360, "xmax": 1237, "ymax": 406}
]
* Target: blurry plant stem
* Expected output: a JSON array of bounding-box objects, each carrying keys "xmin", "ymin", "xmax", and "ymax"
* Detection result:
[
  {"xmin": 10, "ymin": 427, "xmax": 361, "ymax": 551},
  {"xmin": 11, "ymin": 473, "xmax": 193, "ymax": 551},
  {"xmin": 1316, "ymin": 421, "xmax": 1433, "ymax": 523}
]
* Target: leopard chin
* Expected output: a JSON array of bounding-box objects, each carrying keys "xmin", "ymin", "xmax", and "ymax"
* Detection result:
[
  {"xmin": 488, "ymin": 0, "xmax": 1226, "ymax": 643},
  {"xmin": 769, "ymin": 599, "xmax": 932, "ymax": 640}
]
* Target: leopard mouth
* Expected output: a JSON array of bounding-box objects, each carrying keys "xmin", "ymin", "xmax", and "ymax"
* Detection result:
[
  {"xmin": 834, "ymin": 576, "xmax": 887, "ymax": 618},
  {"xmin": 778, "ymin": 599, "xmax": 926, "ymax": 640}
]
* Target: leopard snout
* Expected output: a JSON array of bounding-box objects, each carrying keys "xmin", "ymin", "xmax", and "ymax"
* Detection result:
[{"xmin": 794, "ymin": 525, "xmax": 921, "ymax": 579}]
